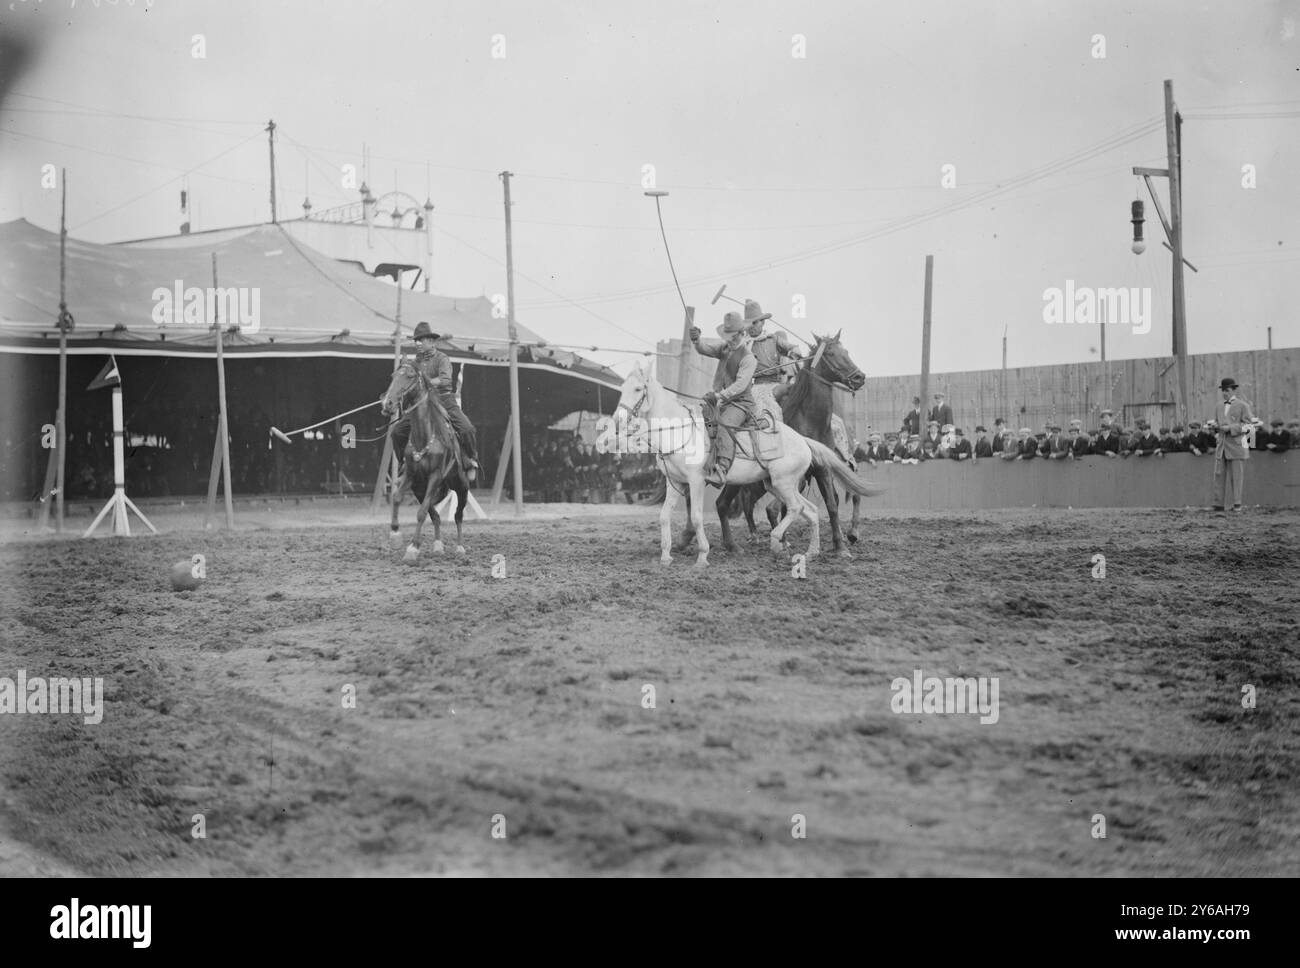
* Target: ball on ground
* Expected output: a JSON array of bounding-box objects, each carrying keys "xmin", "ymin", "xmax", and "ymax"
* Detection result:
[{"xmin": 170, "ymin": 560, "xmax": 202, "ymax": 591}]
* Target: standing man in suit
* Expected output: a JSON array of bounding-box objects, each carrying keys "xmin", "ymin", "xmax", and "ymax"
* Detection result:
[
  {"xmin": 1212, "ymin": 377, "xmax": 1256, "ymax": 513},
  {"xmin": 901, "ymin": 397, "xmax": 923, "ymax": 438},
  {"xmin": 990, "ymin": 417, "xmax": 1010, "ymax": 455},
  {"xmin": 928, "ymin": 392, "xmax": 954, "ymax": 430},
  {"xmin": 973, "ymin": 426, "xmax": 994, "ymax": 458}
]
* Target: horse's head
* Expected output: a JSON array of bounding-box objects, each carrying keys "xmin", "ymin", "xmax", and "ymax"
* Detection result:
[
  {"xmin": 615, "ymin": 358, "xmax": 655, "ymax": 421},
  {"xmin": 811, "ymin": 330, "xmax": 866, "ymax": 391},
  {"xmin": 380, "ymin": 359, "xmax": 424, "ymax": 417}
]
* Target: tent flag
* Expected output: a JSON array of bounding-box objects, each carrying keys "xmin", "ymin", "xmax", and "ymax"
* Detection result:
[{"xmin": 86, "ymin": 355, "xmax": 121, "ymax": 391}]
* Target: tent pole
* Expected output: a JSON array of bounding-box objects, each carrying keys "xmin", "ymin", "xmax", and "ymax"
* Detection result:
[
  {"xmin": 53, "ymin": 169, "xmax": 70, "ymax": 532},
  {"xmin": 372, "ymin": 285, "xmax": 404, "ymax": 513},
  {"xmin": 490, "ymin": 414, "xmax": 513, "ymax": 506},
  {"xmin": 501, "ymin": 171, "xmax": 525, "ymax": 515}
]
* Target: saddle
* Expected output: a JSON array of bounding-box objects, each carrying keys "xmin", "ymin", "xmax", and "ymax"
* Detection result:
[{"xmin": 701, "ymin": 403, "xmax": 784, "ymax": 480}]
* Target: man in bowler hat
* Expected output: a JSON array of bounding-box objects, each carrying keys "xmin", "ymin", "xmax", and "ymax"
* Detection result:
[{"xmin": 1212, "ymin": 377, "xmax": 1256, "ymax": 512}]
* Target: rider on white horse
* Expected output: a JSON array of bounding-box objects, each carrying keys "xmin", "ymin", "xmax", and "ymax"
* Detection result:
[
  {"xmin": 743, "ymin": 300, "xmax": 801, "ymax": 424},
  {"xmin": 689, "ymin": 310, "xmax": 757, "ymax": 485}
]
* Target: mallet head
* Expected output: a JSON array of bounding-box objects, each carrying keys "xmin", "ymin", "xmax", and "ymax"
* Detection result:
[
  {"xmin": 643, "ymin": 190, "xmax": 669, "ymax": 198},
  {"xmin": 711, "ymin": 284, "xmax": 727, "ymax": 305},
  {"xmin": 270, "ymin": 427, "xmax": 293, "ymax": 445}
]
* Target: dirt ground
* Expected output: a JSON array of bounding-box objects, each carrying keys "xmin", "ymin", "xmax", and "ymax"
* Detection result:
[{"xmin": 1, "ymin": 501, "xmax": 1297, "ymax": 876}]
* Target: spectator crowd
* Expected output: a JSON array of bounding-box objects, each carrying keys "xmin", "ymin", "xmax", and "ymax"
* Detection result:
[{"xmin": 850, "ymin": 392, "xmax": 1300, "ymax": 466}]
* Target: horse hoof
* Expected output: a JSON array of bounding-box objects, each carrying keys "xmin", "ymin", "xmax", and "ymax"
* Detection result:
[
  {"xmin": 847, "ymin": 532, "xmax": 859, "ymax": 545},
  {"xmin": 388, "ymin": 530, "xmax": 403, "ymax": 547},
  {"xmin": 694, "ymin": 554, "xmax": 709, "ymax": 569},
  {"xmin": 432, "ymin": 540, "xmax": 445, "ymax": 554},
  {"xmin": 837, "ymin": 548, "xmax": 853, "ymax": 560},
  {"xmin": 455, "ymin": 545, "xmax": 466, "ymax": 555},
  {"xmin": 723, "ymin": 542, "xmax": 738, "ymax": 553},
  {"xmin": 403, "ymin": 545, "xmax": 419, "ymax": 562},
  {"xmin": 660, "ymin": 555, "xmax": 673, "ymax": 568},
  {"xmin": 769, "ymin": 539, "xmax": 784, "ymax": 555}
]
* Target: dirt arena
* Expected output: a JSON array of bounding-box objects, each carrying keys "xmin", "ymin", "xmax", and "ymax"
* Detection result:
[{"xmin": 1, "ymin": 500, "xmax": 1297, "ymax": 876}]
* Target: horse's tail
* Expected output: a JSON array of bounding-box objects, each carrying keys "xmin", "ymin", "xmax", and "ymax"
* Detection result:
[{"xmin": 805, "ymin": 438, "xmax": 885, "ymax": 498}]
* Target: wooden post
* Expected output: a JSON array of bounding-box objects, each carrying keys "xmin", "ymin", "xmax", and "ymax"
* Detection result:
[
  {"xmin": 371, "ymin": 285, "xmax": 404, "ymax": 512},
  {"xmin": 919, "ymin": 255, "xmax": 934, "ymax": 434},
  {"xmin": 490, "ymin": 414, "xmax": 514, "ymax": 506},
  {"xmin": 44, "ymin": 169, "xmax": 71, "ymax": 532},
  {"xmin": 267, "ymin": 120, "xmax": 277, "ymax": 224},
  {"xmin": 1165, "ymin": 80, "xmax": 1189, "ymax": 426},
  {"xmin": 204, "ymin": 253, "xmax": 235, "ymax": 529},
  {"xmin": 501, "ymin": 171, "xmax": 524, "ymax": 515},
  {"xmin": 676, "ymin": 306, "xmax": 696, "ymax": 396},
  {"xmin": 1000, "ymin": 324, "xmax": 1007, "ymax": 420}
]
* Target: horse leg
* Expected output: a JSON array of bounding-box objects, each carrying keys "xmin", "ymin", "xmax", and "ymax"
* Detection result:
[
  {"xmin": 800, "ymin": 491, "xmax": 822, "ymax": 559},
  {"xmin": 405, "ymin": 475, "xmax": 437, "ymax": 561},
  {"xmin": 742, "ymin": 485, "xmax": 761, "ymax": 540},
  {"xmin": 454, "ymin": 485, "xmax": 466, "ymax": 554},
  {"xmin": 691, "ymin": 476, "xmax": 710, "ymax": 568},
  {"xmin": 659, "ymin": 478, "xmax": 682, "ymax": 566},
  {"xmin": 847, "ymin": 494, "xmax": 861, "ymax": 545},
  {"xmin": 389, "ymin": 467, "xmax": 407, "ymax": 548},
  {"xmin": 674, "ymin": 489, "xmax": 696, "ymax": 553},
  {"xmin": 716, "ymin": 485, "xmax": 738, "ymax": 552},
  {"xmin": 430, "ymin": 487, "xmax": 444, "ymax": 554},
  {"xmin": 765, "ymin": 481, "xmax": 800, "ymax": 555},
  {"xmin": 813, "ymin": 466, "xmax": 849, "ymax": 558}
]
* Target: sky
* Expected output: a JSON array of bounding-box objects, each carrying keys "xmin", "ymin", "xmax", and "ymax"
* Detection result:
[{"xmin": 1, "ymin": 0, "xmax": 1297, "ymax": 378}]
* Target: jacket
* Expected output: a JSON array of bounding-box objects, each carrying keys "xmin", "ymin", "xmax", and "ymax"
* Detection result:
[{"xmin": 1214, "ymin": 397, "xmax": 1257, "ymax": 460}]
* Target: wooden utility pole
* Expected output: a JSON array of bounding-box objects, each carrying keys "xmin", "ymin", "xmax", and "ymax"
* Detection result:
[
  {"xmin": 1000, "ymin": 323, "xmax": 1007, "ymax": 419},
  {"xmin": 1132, "ymin": 81, "xmax": 1189, "ymax": 424},
  {"xmin": 40, "ymin": 170, "xmax": 72, "ymax": 531},
  {"xmin": 267, "ymin": 120, "xmax": 278, "ymax": 224},
  {"xmin": 918, "ymin": 255, "xmax": 934, "ymax": 433},
  {"xmin": 500, "ymin": 171, "xmax": 524, "ymax": 514},
  {"xmin": 1164, "ymin": 80, "xmax": 1189, "ymax": 426},
  {"xmin": 204, "ymin": 253, "xmax": 235, "ymax": 530}
]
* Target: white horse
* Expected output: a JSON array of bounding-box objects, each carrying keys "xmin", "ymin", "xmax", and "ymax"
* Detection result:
[{"xmin": 614, "ymin": 359, "xmax": 875, "ymax": 568}]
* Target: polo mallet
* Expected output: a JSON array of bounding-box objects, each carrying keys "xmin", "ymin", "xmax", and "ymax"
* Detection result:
[
  {"xmin": 711, "ymin": 284, "xmax": 743, "ymax": 307},
  {"xmin": 646, "ymin": 190, "xmax": 696, "ymax": 386},
  {"xmin": 270, "ymin": 400, "xmax": 381, "ymax": 445}
]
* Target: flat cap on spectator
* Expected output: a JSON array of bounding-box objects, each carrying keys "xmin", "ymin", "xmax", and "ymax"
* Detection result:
[
  {"xmin": 1271, "ymin": 419, "xmax": 1284, "ymax": 427},
  {"xmin": 908, "ymin": 433, "xmax": 921, "ymax": 442},
  {"xmin": 994, "ymin": 417, "xmax": 1006, "ymax": 425},
  {"xmin": 1159, "ymin": 426, "xmax": 1170, "ymax": 434},
  {"xmin": 1050, "ymin": 425, "xmax": 1062, "ymax": 432},
  {"xmin": 1188, "ymin": 421, "xmax": 1201, "ymax": 428},
  {"xmin": 927, "ymin": 419, "xmax": 939, "ymax": 428},
  {"xmin": 1068, "ymin": 418, "xmax": 1083, "ymax": 428},
  {"xmin": 1100, "ymin": 409, "xmax": 1114, "ymax": 417},
  {"xmin": 975, "ymin": 425, "xmax": 988, "ymax": 433},
  {"xmin": 1172, "ymin": 425, "xmax": 1184, "ymax": 433},
  {"xmin": 1019, "ymin": 427, "xmax": 1033, "ymax": 435},
  {"xmin": 954, "ymin": 428, "xmax": 965, "ymax": 436}
]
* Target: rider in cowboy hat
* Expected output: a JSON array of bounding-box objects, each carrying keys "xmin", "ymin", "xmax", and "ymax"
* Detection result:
[
  {"xmin": 743, "ymin": 299, "xmax": 801, "ymax": 422},
  {"xmin": 390, "ymin": 321, "xmax": 480, "ymax": 481},
  {"xmin": 689, "ymin": 310, "xmax": 757, "ymax": 484}
]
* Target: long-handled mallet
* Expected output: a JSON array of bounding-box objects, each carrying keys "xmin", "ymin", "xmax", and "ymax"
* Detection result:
[
  {"xmin": 270, "ymin": 400, "xmax": 382, "ymax": 445},
  {"xmin": 710, "ymin": 282, "xmax": 812, "ymax": 348},
  {"xmin": 711, "ymin": 284, "xmax": 744, "ymax": 307}
]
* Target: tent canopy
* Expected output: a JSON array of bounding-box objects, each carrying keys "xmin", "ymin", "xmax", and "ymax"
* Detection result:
[{"xmin": 0, "ymin": 218, "xmax": 619, "ymax": 387}]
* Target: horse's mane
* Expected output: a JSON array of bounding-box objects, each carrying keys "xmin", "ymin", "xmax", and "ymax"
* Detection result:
[{"xmin": 779, "ymin": 336, "xmax": 824, "ymax": 415}]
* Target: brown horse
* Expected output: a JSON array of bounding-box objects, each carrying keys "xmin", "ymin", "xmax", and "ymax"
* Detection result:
[
  {"xmin": 380, "ymin": 360, "xmax": 469, "ymax": 561},
  {"xmin": 678, "ymin": 331, "xmax": 869, "ymax": 557}
]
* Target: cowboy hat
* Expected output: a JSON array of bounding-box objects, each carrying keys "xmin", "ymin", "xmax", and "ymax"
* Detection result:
[
  {"xmin": 716, "ymin": 311, "xmax": 747, "ymax": 337},
  {"xmin": 742, "ymin": 300, "xmax": 772, "ymax": 325},
  {"xmin": 1218, "ymin": 377, "xmax": 1238, "ymax": 390},
  {"xmin": 413, "ymin": 321, "xmax": 440, "ymax": 341}
]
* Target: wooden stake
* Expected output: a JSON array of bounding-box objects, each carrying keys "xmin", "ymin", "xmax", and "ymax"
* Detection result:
[
  {"xmin": 918, "ymin": 255, "xmax": 934, "ymax": 434},
  {"xmin": 501, "ymin": 171, "xmax": 524, "ymax": 515}
]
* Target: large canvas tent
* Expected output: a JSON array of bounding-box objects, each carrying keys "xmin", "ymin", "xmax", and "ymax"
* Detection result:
[{"xmin": 0, "ymin": 218, "xmax": 623, "ymax": 502}]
